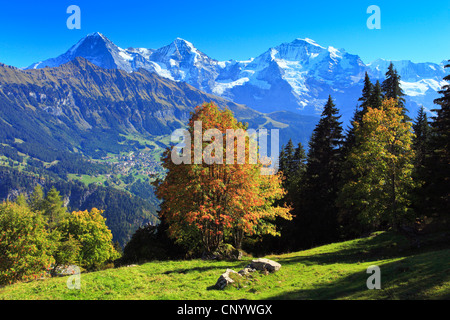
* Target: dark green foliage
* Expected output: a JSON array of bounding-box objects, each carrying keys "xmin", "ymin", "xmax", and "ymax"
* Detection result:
[
  {"xmin": 120, "ymin": 217, "xmax": 185, "ymax": 264},
  {"xmin": 423, "ymin": 60, "xmax": 450, "ymax": 219},
  {"xmin": 381, "ymin": 62, "xmax": 408, "ymax": 117},
  {"xmin": 41, "ymin": 187, "xmax": 68, "ymax": 230},
  {"xmin": 299, "ymin": 96, "xmax": 344, "ymax": 247},
  {"xmin": 412, "ymin": 106, "xmax": 431, "ymax": 169},
  {"xmin": 248, "ymin": 140, "xmax": 307, "ymax": 255},
  {"xmin": 368, "ymin": 80, "xmax": 383, "ymax": 110}
]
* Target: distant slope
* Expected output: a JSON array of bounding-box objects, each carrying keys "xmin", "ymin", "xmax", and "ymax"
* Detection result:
[
  {"xmin": 0, "ymin": 231, "xmax": 448, "ymax": 300},
  {"xmin": 1, "ymin": 57, "xmax": 317, "ymax": 160}
]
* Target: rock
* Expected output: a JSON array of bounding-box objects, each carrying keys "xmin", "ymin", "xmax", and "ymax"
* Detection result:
[
  {"xmin": 215, "ymin": 269, "xmax": 242, "ymax": 290},
  {"xmin": 238, "ymin": 267, "xmax": 256, "ymax": 277},
  {"xmin": 249, "ymin": 258, "xmax": 281, "ymax": 273},
  {"xmin": 211, "ymin": 243, "xmax": 242, "ymax": 261}
]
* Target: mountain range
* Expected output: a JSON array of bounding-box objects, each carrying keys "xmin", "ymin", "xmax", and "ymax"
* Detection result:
[
  {"xmin": 28, "ymin": 32, "xmax": 449, "ymax": 122},
  {"xmin": 0, "ymin": 56, "xmax": 317, "ymax": 161}
]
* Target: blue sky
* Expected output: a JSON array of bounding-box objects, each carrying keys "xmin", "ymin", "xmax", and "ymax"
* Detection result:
[{"xmin": 0, "ymin": 0, "xmax": 448, "ymax": 68}]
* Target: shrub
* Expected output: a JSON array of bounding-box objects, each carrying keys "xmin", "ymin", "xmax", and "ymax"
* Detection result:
[{"xmin": 0, "ymin": 202, "xmax": 55, "ymax": 285}]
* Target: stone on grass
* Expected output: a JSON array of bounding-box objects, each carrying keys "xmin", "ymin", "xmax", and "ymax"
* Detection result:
[
  {"xmin": 238, "ymin": 267, "xmax": 256, "ymax": 277},
  {"xmin": 215, "ymin": 269, "xmax": 242, "ymax": 290},
  {"xmin": 249, "ymin": 258, "xmax": 281, "ymax": 273}
]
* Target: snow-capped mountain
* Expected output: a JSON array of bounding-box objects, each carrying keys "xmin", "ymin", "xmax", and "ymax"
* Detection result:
[{"xmin": 27, "ymin": 33, "xmax": 449, "ymax": 122}]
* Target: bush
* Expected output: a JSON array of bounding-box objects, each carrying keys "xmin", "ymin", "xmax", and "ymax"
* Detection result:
[
  {"xmin": 0, "ymin": 202, "xmax": 55, "ymax": 285},
  {"xmin": 59, "ymin": 208, "xmax": 119, "ymax": 271}
]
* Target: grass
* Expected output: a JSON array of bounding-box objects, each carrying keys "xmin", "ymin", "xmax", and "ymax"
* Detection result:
[
  {"xmin": 67, "ymin": 173, "xmax": 107, "ymax": 185},
  {"xmin": 0, "ymin": 231, "xmax": 449, "ymax": 300}
]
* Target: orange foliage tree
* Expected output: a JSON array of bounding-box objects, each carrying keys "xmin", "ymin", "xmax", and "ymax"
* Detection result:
[{"xmin": 155, "ymin": 102, "xmax": 292, "ymax": 253}]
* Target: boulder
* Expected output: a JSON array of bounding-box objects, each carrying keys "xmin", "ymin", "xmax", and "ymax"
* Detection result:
[
  {"xmin": 215, "ymin": 269, "xmax": 242, "ymax": 290},
  {"xmin": 212, "ymin": 243, "xmax": 242, "ymax": 261},
  {"xmin": 249, "ymin": 258, "xmax": 281, "ymax": 273}
]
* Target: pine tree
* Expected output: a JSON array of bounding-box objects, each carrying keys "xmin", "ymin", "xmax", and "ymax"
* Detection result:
[
  {"xmin": 42, "ymin": 187, "xmax": 68, "ymax": 230},
  {"xmin": 411, "ymin": 106, "xmax": 432, "ymax": 217},
  {"xmin": 344, "ymin": 73, "xmax": 374, "ymax": 156},
  {"xmin": 29, "ymin": 185, "xmax": 45, "ymax": 212},
  {"xmin": 425, "ymin": 60, "xmax": 450, "ymax": 218},
  {"xmin": 301, "ymin": 95, "xmax": 344, "ymax": 246},
  {"xmin": 259, "ymin": 141, "xmax": 307, "ymax": 254},
  {"xmin": 293, "ymin": 142, "xmax": 307, "ymax": 174},
  {"xmin": 358, "ymin": 72, "xmax": 374, "ymax": 117},
  {"xmin": 412, "ymin": 106, "xmax": 431, "ymax": 168},
  {"xmin": 279, "ymin": 139, "xmax": 296, "ymax": 178},
  {"xmin": 368, "ymin": 80, "xmax": 383, "ymax": 110},
  {"xmin": 381, "ymin": 62, "xmax": 407, "ymax": 116}
]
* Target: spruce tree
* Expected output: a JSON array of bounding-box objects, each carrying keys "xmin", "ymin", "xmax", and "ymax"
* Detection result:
[
  {"xmin": 411, "ymin": 106, "xmax": 432, "ymax": 217},
  {"xmin": 301, "ymin": 95, "xmax": 344, "ymax": 246},
  {"xmin": 42, "ymin": 187, "xmax": 68, "ymax": 230},
  {"xmin": 358, "ymin": 72, "xmax": 373, "ymax": 118},
  {"xmin": 293, "ymin": 142, "xmax": 307, "ymax": 175},
  {"xmin": 381, "ymin": 62, "xmax": 407, "ymax": 116},
  {"xmin": 280, "ymin": 139, "xmax": 296, "ymax": 178},
  {"xmin": 368, "ymin": 80, "xmax": 383, "ymax": 110},
  {"xmin": 425, "ymin": 60, "xmax": 450, "ymax": 218},
  {"xmin": 344, "ymin": 73, "xmax": 374, "ymax": 156},
  {"xmin": 29, "ymin": 184, "xmax": 45, "ymax": 212},
  {"xmin": 412, "ymin": 106, "xmax": 431, "ymax": 168}
]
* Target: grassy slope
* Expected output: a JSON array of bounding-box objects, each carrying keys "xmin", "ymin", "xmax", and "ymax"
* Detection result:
[{"xmin": 0, "ymin": 231, "xmax": 449, "ymax": 300}]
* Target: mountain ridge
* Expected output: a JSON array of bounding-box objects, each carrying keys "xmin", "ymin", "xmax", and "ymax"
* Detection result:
[{"xmin": 26, "ymin": 33, "xmax": 449, "ymax": 122}]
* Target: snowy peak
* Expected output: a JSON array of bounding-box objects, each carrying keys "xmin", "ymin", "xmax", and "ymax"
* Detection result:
[
  {"xmin": 25, "ymin": 33, "xmax": 448, "ymax": 120},
  {"xmin": 295, "ymin": 38, "xmax": 324, "ymax": 48},
  {"xmin": 28, "ymin": 32, "xmax": 131, "ymax": 71}
]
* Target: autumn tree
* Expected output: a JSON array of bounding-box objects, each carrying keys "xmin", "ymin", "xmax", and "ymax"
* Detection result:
[
  {"xmin": 155, "ymin": 102, "xmax": 291, "ymax": 254},
  {"xmin": 339, "ymin": 99, "xmax": 415, "ymax": 230}
]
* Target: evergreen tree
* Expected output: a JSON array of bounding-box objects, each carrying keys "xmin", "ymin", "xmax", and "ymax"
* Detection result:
[
  {"xmin": 425, "ymin": 60, "xmax": 450, "ymax": 218},
  {"xmin": 29, "ymin": 185, "xmax": 45, "ymax": 212},
  {"xmin": 42, "ymin": 187, "xmax": 67, "ymax": 230},
  {"xmin": 381, "ymin": 62, "xmax": 407, "ymax": 116},
  {"xmin": 411, "ymin": 106, "xmax": 432, "ymax": 218},
  {"xmin": 253, "ymin": 141, "xmax": 307, "ymax": 254},
  {"xmin": 358, "ymin": 72, "xmax": 373, "ymax": 118},
  {"xmin": 344, "ymin": 73, "xmax": 374, "ymax": 157},
  {"xmin": 368, "ymin": 80, "xmax": 383, "ymax": 110},
  {"xmin": 279, "ymin": 139, "xmax": 296, "ymax": 178},
  {"xmin": 339, "ymin": 76, "xmax": 376, "ymax": 239},
  {"xmin": 293, "ymin": 142, "xmax": 307, "ymax": 175},
  {"xmin": 301, "ymin": 96, "xmax": 344, "ymax": 246},
  {"xmin": 412, "ymin": 106, "xmax": 431, "ymax": 168}
]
